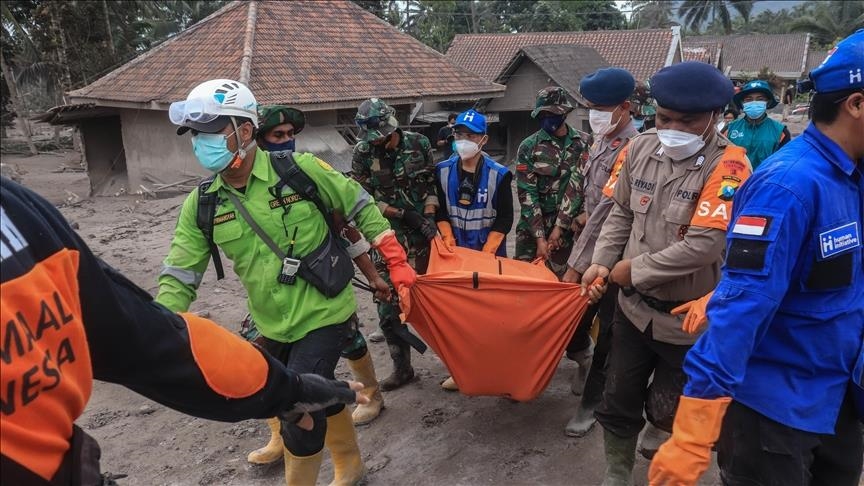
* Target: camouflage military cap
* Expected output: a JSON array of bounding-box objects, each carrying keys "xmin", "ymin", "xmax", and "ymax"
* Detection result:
[
  {"xmin": 355, "ymin": 98, "xmax": 398, "ymax": 142},
  {"xmin": 258, "ymin": 105, "xmax": 306, "ymax": 135},
  {"xmin": 531, "ymin": 86, "xmax": 574, "ymax": 118}
]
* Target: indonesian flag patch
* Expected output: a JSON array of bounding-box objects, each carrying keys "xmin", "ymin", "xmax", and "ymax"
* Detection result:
[{"xmin": 732, "ymin": 216, "xmax": 770, "ymax": 236}]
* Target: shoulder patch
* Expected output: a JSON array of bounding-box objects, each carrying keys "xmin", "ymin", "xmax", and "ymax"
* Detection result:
[
  {"xmin": 690, "ymin": 148, "xmax": 752, "ymax": 231},
  {"xmin": 601, "ymin": 144, "xmax": 629, "ymax": 198},
  {"xmin": 732, "ymin": 216, "xmax": 770, "ymax": 236},
  {"xmin": 516, "ymin": 164, "xmax": 528, "ymax": 172}
]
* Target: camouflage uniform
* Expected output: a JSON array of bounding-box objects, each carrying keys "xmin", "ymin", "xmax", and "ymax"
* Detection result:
[
  {"xmin": 351, "ymin": 99, "xmax": 437, "ymax": 388},
  {"xmin": 515, "ymin": 87, "xmax": 588, "ymax": 275}
]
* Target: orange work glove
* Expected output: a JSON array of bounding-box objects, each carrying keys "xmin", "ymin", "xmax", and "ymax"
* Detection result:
[
  {"xmin": 481, "ymin": 231, "xmax": 505, "ymax": 254},
  {"xmin": 671, "ymin": 291, "xmax": 714, "ymax": 334},
  {"xmin": 648, "ymin": 396, "xmax": 732, "ymax": 486},
  {"xmin": 372, "ymin": 230, "xmax": 416, "ymax": 290},
  {"xmin": 436, "ymin": 221, "xmax": 456, "ymax": 252}
]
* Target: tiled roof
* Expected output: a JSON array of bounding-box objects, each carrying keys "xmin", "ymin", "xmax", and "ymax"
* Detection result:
[
  {"xmin": 446, "ymin": 29, "xmax": 675, "ymax": 82},
  {"xmin": 684, "ymin": 33, "xmax": 810, "ymax": 78},
  {"xmin": 506, "ymin": 45, "xmax": 609, "ymax": 98},
  {"xmin": 806, "ymin": 49, "xmax": 828, "ymax": 74},
  {"xmin": 69, "ymin": 1, "xmax": 503, "ymax": 108},
  {"xmin": 682, "ymin": 39, "xmax": 721, "ymax": 66}
]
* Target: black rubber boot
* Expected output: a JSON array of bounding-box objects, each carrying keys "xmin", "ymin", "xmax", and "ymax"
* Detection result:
[{"xmin": 380, "ymin": 340, "xmax": 414, "ymax": 391}]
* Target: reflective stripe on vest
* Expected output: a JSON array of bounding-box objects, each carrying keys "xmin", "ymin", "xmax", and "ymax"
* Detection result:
[{"xmin": 438, "ymin": 156, "xmax": 507, "ymax": 253}]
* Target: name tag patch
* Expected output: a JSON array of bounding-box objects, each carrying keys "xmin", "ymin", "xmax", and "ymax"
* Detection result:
[
  {"xmin": 732, "ymin": 216, "xmax": 770, "ymax": 236},
  {"xmin": 819, "ymin": 222, "xmax": 860, "ymax": 259},
  {"xmin": 269, "ymin": 193, "xmax": 304, "ymax": 209},
  {"xmin": 213, "ymin": 211, "xmax": 236, "ymax": 225}
]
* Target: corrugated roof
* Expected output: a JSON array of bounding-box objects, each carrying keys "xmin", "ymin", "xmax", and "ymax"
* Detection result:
[
  {"xmin": 446, "ymin": 29, "xmax": 675, "ymax": 82},
  {"xmin": 685, "ymin": 33, "xmax": 810, "ymax": 78},
  {"xmin": 68, "ymin": 1, "xmax": 503, "ymax": 109}
]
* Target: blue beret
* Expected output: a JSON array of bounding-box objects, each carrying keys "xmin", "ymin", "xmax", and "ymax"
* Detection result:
[
  {"xmin": 650, "ymin": 61, "xmax": 734, "ymax": 113},
  {"xmin": 810, "ymin": 29, "xmax": 864, "ymax": 94},
  {"xmin": 580, "ymin": 68, "xmax": 636, "ymax": 106}
]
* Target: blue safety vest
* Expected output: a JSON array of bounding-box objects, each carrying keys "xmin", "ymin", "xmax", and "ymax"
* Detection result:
[
  {"xmin": 684, "ymin": 123, "xmax": 864, "ymax": 434},
  {"xmin": 437, "ymin": 154, "xmax": 509, "ymax": 256},
  {"xmin": 725, "ymin": 117, "xmax": 785, "ymax": 170}
]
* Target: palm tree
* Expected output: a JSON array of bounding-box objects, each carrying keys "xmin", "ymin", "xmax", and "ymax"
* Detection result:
[
  {"xmin": 679, "ymin": 0, "xmax": 754, "ymax": 35},
  {"xmin": 630, "ymin": 1, "xmax": 674, "ymax": 29},
  {"xmin": 790, "ymin": 1, "xmax": 864, "ymax": 48},
  {"xmin": 2, "ymin": 3, "xmax": 42, "ymax": 154}
]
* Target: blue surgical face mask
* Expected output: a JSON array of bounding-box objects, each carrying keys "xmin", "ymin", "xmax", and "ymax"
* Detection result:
[
  {"xmin": 742, "ymin": 100, "xmax": 767, "ymax": 119},
  {"xmin": 264, "ymin": 139, "xmax": 295, "ymax": 152},
  {"xmin": 632, "ymin": 117, "xmax": 645, "ymax": 131},
  {"xmin": 192, "ymin": 133, "xmax": 235, "ymax": 172},
  {"xmin": 540, "ymin": 114, "xmax": 566, "ymax": 134}
]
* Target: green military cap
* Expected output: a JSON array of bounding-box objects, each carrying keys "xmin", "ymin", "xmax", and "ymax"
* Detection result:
[
  {"xmin": 355, "ymin": 98, "xmax": 399, "ymax": 142},
  {"xmin": 258, "ymin": 105, "xmax": 306, "ymax": 135},
  {"xmin": 531, "ymin": 86, "xmax": 574, "ymax": 118}
]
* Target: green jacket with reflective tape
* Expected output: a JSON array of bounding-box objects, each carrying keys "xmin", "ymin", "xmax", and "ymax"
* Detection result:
[{"xmin": 155, "ymin": 149, "xmax": 389, "ymax": 343}]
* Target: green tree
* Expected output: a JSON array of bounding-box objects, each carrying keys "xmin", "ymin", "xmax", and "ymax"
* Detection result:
[
  {"xmin": 789, "ymin": 0, "xmax": 864, "ymax": 48},
  {"xmin": 629, "ymin": 1, "xmax": 675, "ymax": 29},
  {"xmin": 678, "ymin": 0, "xmax": 754, "ymax": 35}
]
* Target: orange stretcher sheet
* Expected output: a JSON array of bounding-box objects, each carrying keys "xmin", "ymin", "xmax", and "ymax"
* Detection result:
[{"xmin": 399, "ymin": 238, "xmax": 592, "ymax": 401}]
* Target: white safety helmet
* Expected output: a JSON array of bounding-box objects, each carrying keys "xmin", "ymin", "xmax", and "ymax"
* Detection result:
[{"xmin": 169, "ymin": 79, "xmax": 258, "ymax": 134}]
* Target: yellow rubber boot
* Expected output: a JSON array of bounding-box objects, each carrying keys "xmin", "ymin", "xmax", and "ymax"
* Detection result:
[
  {"xmin": 347, "ymin": 352, "xmax": 384, "ymax": 426},
  {"xmin": 325, "ymin": 409, "xmax": 367, "ymax": 486},
  {"xmin": 284, "ymin": 449, "xmax": 324, "ymax": 486},
  {"xmin": 441, "ymin": 376, "xmax": 459, "ymax": 391},
  {"xmin": 247, "ymin": 417, "xmax": 283, "ymax": 464}
]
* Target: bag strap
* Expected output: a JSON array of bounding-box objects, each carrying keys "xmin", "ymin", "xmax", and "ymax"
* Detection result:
[
  {"xmin": 223, "ymin": 191, "xmax": 286, "ymax": 260},
  {"xmin": 195, "ymin": 176, "xmax": 225, "ymax": 280},
  {"xmin": 269, "ymin": 150, "xmax": 338, "ymax": 233}
]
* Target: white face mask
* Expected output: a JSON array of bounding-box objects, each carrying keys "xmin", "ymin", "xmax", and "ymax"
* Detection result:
[
  {"xmin": 589, "ymin": 107, "xmax": 620, "ymax": 137},
  {"xmin": 656, "ymin": 117, "xmax": 713, "ymax": 161},
  {"xmin": 455, "ymin": 139, "xmax": 481, "ymax": 159}
]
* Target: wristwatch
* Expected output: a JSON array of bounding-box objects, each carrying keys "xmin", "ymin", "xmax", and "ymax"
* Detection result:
[{"xmin": 394, "ymin": 207, "xmax": 405, "ymax": 219}]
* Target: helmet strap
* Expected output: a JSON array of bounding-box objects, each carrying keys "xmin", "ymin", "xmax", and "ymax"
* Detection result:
[{"xmin": 227, "ymin": 116, "xmax": 256, "ymax": 170}]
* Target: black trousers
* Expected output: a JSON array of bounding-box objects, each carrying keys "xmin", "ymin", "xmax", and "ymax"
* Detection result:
[
  {"xmin": 256, "ymin": 320, "xmax": 353, "ymax": 457},
  {"xmin": 717, "ymin": 391, "xmax": 864, "ymax": 486},
  {"xmin": 594, "ymin": 304, "xmax": 690, "ymax": 438},
  {"xmin": 566, "ymin": 284, "xmax": 618, "ymax": 406}
]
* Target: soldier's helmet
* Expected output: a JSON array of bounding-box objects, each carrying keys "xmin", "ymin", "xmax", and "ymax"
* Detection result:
[
  {"xmin": 531, "ymin": 86, "xmax": 574, "ymax": 118},
  {"xmin": 355, "ymin": 98, "xmax": 399, "ymax": 142}
]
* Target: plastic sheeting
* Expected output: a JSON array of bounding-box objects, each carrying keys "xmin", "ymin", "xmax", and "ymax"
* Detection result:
[{"xmin": 399, "ymin": 238, "xmax": 592, "ymax": 401}]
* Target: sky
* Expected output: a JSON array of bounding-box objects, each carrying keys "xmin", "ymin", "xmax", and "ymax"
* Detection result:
[{"xmin": 613, "ymin": 1, "xmax": 806, "ymax": 21}]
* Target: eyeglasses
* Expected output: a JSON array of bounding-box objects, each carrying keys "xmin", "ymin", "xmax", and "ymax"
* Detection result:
[
  {"xmin": 355, "ymin": 116, "xmax": 384, "ymax": 129},
  {"xmin": 833, "ymin": 89, "xmax": 864, "ymax": 104}
]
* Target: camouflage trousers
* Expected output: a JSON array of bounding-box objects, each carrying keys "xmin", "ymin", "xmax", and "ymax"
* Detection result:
[
  {"xmin": 371, "ymin": 232, "xmax": 430, "ymax": 328},
  {"xmin": 514, "ymin": 214, "xmax": 573, "ymax": 278}
]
